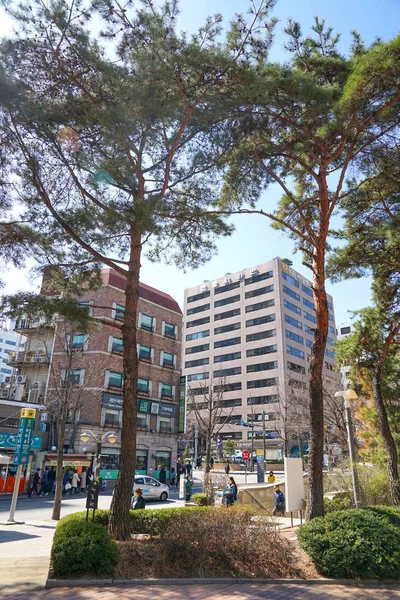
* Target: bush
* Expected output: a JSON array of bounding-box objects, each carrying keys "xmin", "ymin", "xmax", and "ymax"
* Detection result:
[
  {"xmin": 324, "ymin": 463, "xmax": 391, "ymax": 507},
  {"xmin": 324, "ymin": 494, "xmax": 353, "ymax": 513},
  {"xmin": 298, "ymin": 508, "xmax": 400, "ymax": 579},
  {"xmin": 51, "ymin": 519, "xmax": 118, "ymax": 577},
  {"xmin": 192, "ymin": 493, "xmax": 214, "ymax": 506}
]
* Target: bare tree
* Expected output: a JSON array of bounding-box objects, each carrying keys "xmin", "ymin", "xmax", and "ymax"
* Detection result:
[{"xmin": 274, "ymin": 379, "xmax": 310, "ymax": 460}]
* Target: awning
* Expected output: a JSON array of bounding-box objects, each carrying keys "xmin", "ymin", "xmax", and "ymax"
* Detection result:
[{"xmin": 45, "ymin": 453, "xmax": 90, "ymax": 468}]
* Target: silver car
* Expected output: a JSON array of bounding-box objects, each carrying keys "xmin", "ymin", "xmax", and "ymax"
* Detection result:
[{"xmin": 132, "ymin": 475, "xmax": 169, "ymax": 503}]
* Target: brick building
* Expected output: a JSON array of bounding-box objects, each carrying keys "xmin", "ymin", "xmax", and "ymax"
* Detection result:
[{"xmin": 8, "ymin": 268, "xmax": 183, "ymax": 481}]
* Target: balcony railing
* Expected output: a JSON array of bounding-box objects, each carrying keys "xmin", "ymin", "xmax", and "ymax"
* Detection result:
[
  {"xmin": 14, "ymin": 319, "xmax": 53, "ymax": 330},
  {"xmin": 8, "ymin": 351, "xmax": 50, "ymax": 365}
]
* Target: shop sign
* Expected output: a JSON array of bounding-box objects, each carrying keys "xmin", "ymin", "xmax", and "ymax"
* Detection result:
[
  {"xmin": 49, "ymin": 460, "xmax": 91, "ymax": 467},
  {"xmin": 0, "ymin": 431, "xmax": 42, "ymax": 450},
  {"xmin": 151, "ymin": 402, "xmax": 159, "ymax": 415},
  {"xmin": 137, "ymin": 399, "xmax": 151, "ymax": 413},
  {"xmin": 160, "ymin": 403, "xmax": 176, "ymax": 417},
  {"xmin": 102, "ymin": 392, "xmax": 124, "ymax": 410},
  {"xmin": 179, "ymin": 376, "xmax": 186, "ymax": 433}
]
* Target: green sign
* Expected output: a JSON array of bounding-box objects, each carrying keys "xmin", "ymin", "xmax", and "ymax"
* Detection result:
[
  {"xmin": 0, "ymin": 431, "xmax": 42, "ymax": 450},
  {"xmin": 13, "ymin": 409, "xmax": 36, "ymax": 465},
  {"xmin": 179, "ymin": 376, "xmax": 186, "ymax": 433}
]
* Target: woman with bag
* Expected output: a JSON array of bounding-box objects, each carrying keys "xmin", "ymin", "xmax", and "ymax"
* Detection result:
[
  {"xmin": 70, "ymin": 469, "xmax": 80, "ymax": 494},
  {"xmin": 223, "ymin": 477, "xmax": 237, "ymax": 506}
]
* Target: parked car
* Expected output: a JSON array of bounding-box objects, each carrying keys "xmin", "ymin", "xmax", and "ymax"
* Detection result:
[{"xmin": 132, "ymin": 475, "xmax": 169, "ymax": 503}]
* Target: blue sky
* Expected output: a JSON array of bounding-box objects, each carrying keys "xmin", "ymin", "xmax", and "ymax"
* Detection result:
[{"xmin": 1, "ymin": 0, "xmax": 399, "ymax": 325}]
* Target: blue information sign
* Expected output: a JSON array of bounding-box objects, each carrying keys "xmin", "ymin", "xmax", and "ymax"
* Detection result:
[{"xmin": 13, "ymin": 409, "xmax": 36, "ymax": 465}]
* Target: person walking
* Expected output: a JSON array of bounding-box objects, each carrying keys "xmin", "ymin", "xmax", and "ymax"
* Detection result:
[
  {"xmin": 71, "ymin": 469, "xmax": 80, "ymax": 494},
  {"xmin": 159, "ymin": 465, "xmax": 167, "ymax": 484},
  {"xmin": 210, "ymin": 457, "xmax": 214, "ymax": 470},
  {"xmin": 224, "ymin": 476, "xmax": 238, "ymax": 506},
  {"xmin": 80, "ymin": 468, "xmax": 87, "ymax": 493},
  {"xmin": 225, "ymin": 461, "xmax": 230, "ymax": 475},
  {"xmin": 40, "ymin": 467, "xmax": 49, "ymax": 496},
  {"xmin": 170, "ymin": 467, "xmax": 176, "ymax": 487},
  {"xmin": 132, "ymin": 488, "xmax": 146, "ymax": 510},
  {"xmin": 28, "ymin": 468, "xmax": 41, "ymax": 497},
  {"xmin": 181, "ymin": 462, "xmax": 187, "ymax": 477},
  {"xmin": 185, "ymin": 475, "xmax": 193, "ymax": 502},
  {"xmin": 268, "ymin": 471, "xmax": 276, "ymax": 483},
  {"xmin": 186, "ymin": 461, "xmax": 192, "ymax": 476},
  {"xmin": 272, "ymin": 485, "xmax": 286, "ymax": 516}
]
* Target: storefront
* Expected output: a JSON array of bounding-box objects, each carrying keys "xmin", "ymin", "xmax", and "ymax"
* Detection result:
[{"xmin": 0, "ymin": 431, "xmax": 43, "ymax": 493}]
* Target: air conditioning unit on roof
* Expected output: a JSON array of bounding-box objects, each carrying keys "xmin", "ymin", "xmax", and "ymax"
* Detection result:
[
  {"xmin": 250, "ymin": 268, "xmax": 259, "ymax": 275},
  {"xmin": 17, "ymin": 375, "xmax": 26, "ymax": 384}
]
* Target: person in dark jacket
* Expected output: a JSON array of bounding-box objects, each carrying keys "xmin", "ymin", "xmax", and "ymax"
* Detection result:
[
  {"xmin": 272, "ymin": 485, "xmax": 286, "ymax": 516},
  {"xmin": 132, "ymin": 488, "xmax": 146, "ymax": 510},
  {"xmin": 28, "ymin": 468, "xmax": 41, "ymax": 497},
  {"xmin": 225, "ymin": 461, "xmax": 230, "ymax": 475},
  {"xmin": 186, "ymin": 461, "xmax": 192, "ymax": 476},
  {"xmin": 159, "ymin": 466, "xmax": 167, "ymax": 484},
  {"xmin": 223, "ymin": 477, "xmax": 237, "ymax": 506}
]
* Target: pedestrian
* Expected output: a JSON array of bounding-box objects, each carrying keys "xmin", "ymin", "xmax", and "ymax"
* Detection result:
[
  {"xmin": 41, "ymin": 467, "xmax": 49, "ymax": 496},
  {"xmin": 170, "ymin": 467, "xmax": 176, "ymax": 487},
  {"xmin": 225, "ymin": 461, "xmax": 230, "ymax": 475},
  {"xmin": 62, "ymin": 470, "xmax": 71, "ymax": 494},
  {"xmin": 48, "ymin": 467, "xmax": 56, "ymax": 495},
  {"xmin": 181, "ymin": 462, "xmax": 187, "ymax": 476},
  {"xmin": 186, "ymin": 461, "xmax": 192, "ymax": 476},
  {"xmin": 80, "ymin": 468, "xmax": 87, "ymax": 493},
  {"xmin": 210, "ymin": 457, "xmax": 214, "ymax": 470},
  {"xmin": 272, "ymin": 485, "xmax": 286, "ymax": 516},
  {"xmin": 28, "ymin": 468, "xmax": 41, "ymax": 497},
  {"xmin": 268, "ymin": 471, "xmax": 276, "ymax": 483},
  {"xmin": 223, "ymin": 476, "xmax": 238, "ymax": 506},
  {"xmin": 71, "ymin": 469, "xmax": 80, "ymax": 494},
  {"xmin": 185, "ymin": 475, "xmax": 193, "ymax": 502},
  {"xmin": 132, "ymin": 488, "xmax": 146, "ymax": 510},
  {"xmin": 159, "ymin": 465, "xmax": 167, "ymax": 484}
]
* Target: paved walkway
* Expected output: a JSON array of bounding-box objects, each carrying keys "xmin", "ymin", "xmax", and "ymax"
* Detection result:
[{"xmin": 5, "ymin": 582, "xmax": 400, "ymax": 599}]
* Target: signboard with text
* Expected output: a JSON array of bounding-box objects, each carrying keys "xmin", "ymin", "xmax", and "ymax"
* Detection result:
[
  {"xmin": 13, "ymin": 409, "xmax": 36, "ymax": 465},
  {"xmin": 86, "ymin": 480, "xmax": 100, "ymax": 510},
  {"xmin": 179, "ymin": 376, "xmax": 186, "ymax": 433}
]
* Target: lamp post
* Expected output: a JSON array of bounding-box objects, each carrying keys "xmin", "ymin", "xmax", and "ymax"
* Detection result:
[
  {"xmin": 80, "ymin": 431, "xmax": 117, "ymax": 480},
  {"xmin": 334, "ymin": 389, "xmax": 361, "ymax": 508}
]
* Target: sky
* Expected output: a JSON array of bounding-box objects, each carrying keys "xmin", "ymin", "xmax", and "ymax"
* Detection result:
[{"xmin": 0, "ymin": 0, "xmax": 399, "ymax": 325}]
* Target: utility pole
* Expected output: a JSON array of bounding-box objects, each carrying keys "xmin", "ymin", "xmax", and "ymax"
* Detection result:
[{"xmin": 335, "ymin": 390, "xmax": 361, "ymax": 508}]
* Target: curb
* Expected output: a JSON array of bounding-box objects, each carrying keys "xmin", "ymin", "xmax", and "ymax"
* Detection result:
[{"xmin": 45, "ymin": 577, "xmax": 400, "ymax": 589}]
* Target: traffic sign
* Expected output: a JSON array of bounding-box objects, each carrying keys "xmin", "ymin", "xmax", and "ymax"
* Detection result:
[
  {"xmin": 242, "ymin": 450, "xmax": 250, "ymax": 461},
  {"xmin": 13, "ymin": 409, "xmax": 36, "ymax": 466}
]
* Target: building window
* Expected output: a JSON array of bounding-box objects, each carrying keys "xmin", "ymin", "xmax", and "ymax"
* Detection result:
[
  {"xmin": 287, "ymin": 361, "xmax": 306, "ymax": 375},
  {"xmin": 113, "ymin": 302, "xmax": 125, "ymax": 321},
  {"xmin": 245, "ymin": 284, "xmax": 274, "ymax": 299},
  {"xmin": 284, "ymin": 299, "xmax": 301, "ymax": 315},
  {"xmin": 185, "ymin": 343, "xmax": 210, "ymax": 354},
  {"xmin": 329, "ymin": 325, "xmax": 336, "ymax": 335},
  {"xmin": 340, "ymin": 326, "xmax": 351, "ymax": 335},
  {"xmin": 303, "ymin": 297, "xmax": 315, "ymax": 310},
  {"xmin": 155, "ymin": 450, "xmax": 171, "ymax": 469},
  {"xmin": 5, "ymin": 340, "xmax": 16, "ymax": 346},
  {"xmin": 79, "ymin": 300, "xmax": 93, "ymax": 316},
  {"xmin": 137, "ymin": 378, "xmax": 150, "ymax": 394},
  {"xmin": 328, "ymin": 314, "xmax": 334, "ymax": 322},
  {"xmin": 246, "ymin": 314, "xmax": 276, "ymax": 328},
  {"xmin": 305, "ymin": 325, "xmax": 314, "ymax": 334},
  {"xmin": 286, "ymin": 330, "xmax": 303, "ymax": 345},
  {"xmin": 186, "ymin": 329, "xmax": 210, "ymax": 341},
  {"xmin": 285, "ymin": 314, "xmax": 302, "ymax": 330},
  {"xmin": 283, "ymin": 286, "xmax": 300, "ymax": 301},
  {"xmin": 213, "ymin": 366, "xmax": 242, "ymax": 378},
  {"xmin": 214, "ymin": 323, "xmax": 241, "ymax": 335},
  {"xmin": 214, "ymin": 308, "xmax": 241, "ymax": 321},
  {"xmin": 189, "ymin": 386, "xmax": 209, "ymax": 396},
  {"xmin": 161, "ymin": 351, "xmax": 175, "ymax": 368},
  {"xmin": 186, "ymin": 316, "xmax": 210, "ymax": 328},
  {"xmin": 247, "ymin": 361, "xmax": 277, "ymax": 373},
  {"xmin": 140, "ymin": 313, "xmax": 155, "ymax": 332},
  {"xmin": 214, "ymin": 337, "xmax": 241, "ymax": 349},
  {"xmin": 247, "ymin": 377, "xmax": 278, "ymax": 389},
  {"xmin": 245, "ymin": 271, "xmax": 273, "ymax": 285},
  {"xmin": 287, "ymin": 345, "xmax": 305, "ymax": 359},
  {"xmin": 187, "ymin": 290, "xmax": 210, "ymax": 303},
  {"xmin": 109, "ymin": 336, "xmax": 123, "ymax": 354},
  {"xmin": 160, "ymin": 383, "xmax": 173, "ymax": 398},
  {"xmin": 306, "ymin": 339, "xmax": 313, "ymax": 348},
  {"xmin": 137, "ymin": 414, "xmax": 149, "ymax": 431},
  {"xmin": 187, "ymin": 372, "xmax": 209, "ymax": 382},
  {"xmin": 71, "ymin": 334, "xmax": 88, "ymax": 349},
  {"xmin": 214, "ymin": 382, "xmax": 242, "ymax": 392},
  {"xmin": 282, "ymin": 271, "xmax": 299, "ymax": 288},
  {"xmin": 214, "ymin": 294, "xmax": 240, "ymax": 308},
  {"xmin": 246, "ymin": 345, "xmax": 277, "ymax": 357},
  {"xmin": 187, "ymin": 303, "xmax": 210, "ymax": 315},
  {"xmin": 185, "ymin": 357, "xmax": 209, "ymax": 369},
  {"xmin": 245, "ymin": 299, "xmax": 275, "ymax": 313},
  {"xmin": 107, "ymin": 371, "xmax": 123, "ymax": 389},
  {"xmin": 103, "ymin": 408, "xmax": 121, "ymax": 428},
  {"xmin": 246, "ymin": 329, "xmax": 276, "ymax": 343},
  {"xmin": 158, "ymin": 418, "xmax": 173, "ymax": 434},
  {"xmin": 221, "ymin": 398, "xmax": 242, "ymax": 408},
  {"xmin": 136, "ymin": 450, "xmax": 148, "ymax": 472},
  {"xmin": 214, "ymin": 281, "xmax": 241, "ymax": 295},
  {"xmin": 214, "ymin": 351, "xmax": 241, "ymax": 363},
  {"xmin": 325, "ymin": 349, "xmax": 335, "ymax": 359},
  {"xmin": 69, "ymin": 369, "xmax": 84, "ymax": 385},
  {"xmin": 301, "ymin": 284, "xmax": 313, "ymax": 298},
  {"xmin": 304, "ymin": 312, "xmax": 317, "ymax": 324},
  {"xmin": 247, "ymin": 395, "xmax": 278, "ymax": 405},
  {"xmin": 139, "ymin": 344, "xmax": 152, "ymax": 361},
  {"xmin": 163, "ymin": 322, "xmax": 177, "ymax": 338}
]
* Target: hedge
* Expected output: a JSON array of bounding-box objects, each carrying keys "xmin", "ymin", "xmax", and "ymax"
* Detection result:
[
  {"xmin": 192, "ymin": 493, "xmax": 214, "ymax": 506},
  {"xmin": 51, "ymin": 519, "xmax": 118, "ymax": 577},
  {"xmin": 298, "ymin": 507, "xmax": 400, "ymax": 579}
]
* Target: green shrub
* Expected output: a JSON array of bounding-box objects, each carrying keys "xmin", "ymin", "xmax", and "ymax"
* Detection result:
[
  {"xmin": 298, "ymin": 508, "xmax": 400, "ymax": 579},
  {"xmin": 192, "ymin": 493, "xmax": 214, "ymax": 506},
  {"xmin": 324, "ymin": 494, "xmax": 353, "ymax": 513},
  {"xmin": 51, "ymin": 519, "xmax": 118, "ymax": 577}
]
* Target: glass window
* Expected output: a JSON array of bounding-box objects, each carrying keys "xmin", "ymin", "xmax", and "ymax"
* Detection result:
[
  {"xmin": 285, "ymin": 314, "xmax": 302, "ymax": 330},
  {"xmin": 214, "ymin": 351, "xmax": 241, "ymax": 363},
  {"xmin": 71, "ymin": 334, "xmax": 86, "ymax": 349},
  {"xmin": 213, "ymin": 366, "xmax": 242, "ymax": 377},
  {"xmin": 162, "ymin": 351, "xmax": 175, "ymax": 367},
  {"xmin": 187, "ymin": 372, "xmax": 209, "ymax": 382},
  {"xmin": 214, "ymin": 323, "xmax": 241, "ymax": 335},
  {"xmin": 214, "ymin": 337, "xmax": 241, "ymax": 349},
  {"xmin": 303, "ymin": 297, "xmax": 315, "ymax": 310},
  {"xmin": 5, "ymin": 340, "xmax": 16, "ymax": 346},
  {"xmin": 155, "ymin": 451, "xmax": 171, "ymax": 470},
  {"xmin": 214, "ymin": 294, "xmax": 240, "ymax": 308},
  {"xmin": 328, "ymin": 314, "xmax": 334, "ymax": 322},
  {"xmin": 111, "ymin": 336, "xmax": 123, "ymax": 354},
  {"xmin": 286, "ymin": 330, "xmax": 304, "ymax": 344},
  {"xmin": 220, "ymin": 432, "xmax": 243, "ymax": 440},
  {"xmin": 246, "ymin": 345, "xmax": 277, "ymax": 357},
  {"xmin": 141, "ymin": 313, "xmax": 154, "ymax": 331},
  {"xmin": 340, "ymin": 326, "xmax": 351, "ymax": 335},
  {"xmin": 70, "ymin": 369, "xmax": 83, "ymax": 385},
  {"xmin": 139, "ymin": 344, "xmax": 152, "ymax": 361},
  {"xmin": 185, "ymin": 343, "xmax": 210, "ymax": 354},
  {"xmin": 214, "ymin": 382, "xmax": 242, "ymax": 392},
  {"xmin": 108, "ymin": 371, "xmax": 123, "ymax": 388},
  {"xmin": 246, "ymin": 329, "xmax": 276, "ymax": 342},
  {"xmin": 164, "ymin": 322, "xmax": 177, "ymax": 337},
  {"xmin": 245, "ymin": 271, "xmax": 273, "ymax": 285},
  {"xmin": 287, "ymin": 345, "xmax": 305, "ymax": 359},
  {"xmin": 284, "ymin": 299, "xmax": 301, "ymax": 315},
  {"xmin": 187, "ymin": 303, "xmax": 210, "ymax": 315},
  {"xmin": 221, "ymin": 398, "xmax": 242, "ymax": 408},
  {"xmin": 186, "ymin": 330, "xmax": 210, "ymax": 341},
  {"xmin": 187, "ymin": 290, "xmax": 210, "ymax": 303},
  {"xmin": 329, "ymin": 325, "xmax": 336, "ymax": 335},
  {"xmin": 137, "ymin": 414, "xmax": 148, "ymax": 430},
  {"xmin": 306, "ymin": 339, "xmax": 313, "ymax": 348},
  {"xmin": 115, "ymin": 303, "xmax": 125, "ymax": 320},
  {"xmin": 245, "ymin": 285, "xmax": 274, "ymax": 299},
  {"xmin": 79, "ymin": 301, "xmax": 93, "ymax": 316},
  {"xmin": 104, "ymin": 409, "xmax": 120, "ymax": 428},
  {"xmin": 160, "ymin": 383, "xmax": 173, "ymax": 398},
  {"xmin": 301, "ymin": 284, "xmax": 313, "ymax": 298},
  {"xmin": 185, "ymin": 357, "xmax": 209, "ymax": 368},
  {"xmin": 287, "ymin": 361, "xmax": 306, "ymax": 375},
  {"xmin": 186, "ymin": 316, "xmax": 210, "ymax": 328},
  {"xmin": 282, "ymin": 271, "xmax": 299, "ymax": 288},
  {"xmin": 304, "ymin": 312, "xmax": 317, "ymax": 324},
  {"xmin": 325, "ymin": 349, "xmax": 335, "ymax": 359},
  {"xmin": 246, "ymin": 314, "xmax": 276, "ymax": 327},
  {"xmin": 214, "ymin": 281, "xmax": 240, "ymax": 295},
  {"xmin": 137, "ymin": 378, "xmax": 150, "ymax": 393},
  {"xmin": 305, "ymin": 325, "xmax": 314, "ymax": 335},
  {"xmin": 136, "ymin": 450, "xmax": 148, "ymax": 473},
  {"xmin": 245, "ymin": 299, "xmax": 275, "ymax": 313},
  {"xmin": 214, "ymin": 308, "xmax": 241, "ymax": 321},
  {"xmin": 247, "ymin": 395, "xmax": 278, "ymax": 405},
  {"xmin": 247, "ymin": 378, "xmax": 278, "ymax": 389},
  {"xmin": 283, "ymin": 286, "xmax": 300, "ymax": 301},
  {"xmin": 158, "ymin": 418, "xmax": 173, "ymax": 434},
  {"xmin": 247, "ymin": 361, "xmax": 277, "ymax": 373}
]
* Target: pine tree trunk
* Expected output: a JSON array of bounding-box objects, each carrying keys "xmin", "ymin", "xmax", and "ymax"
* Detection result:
[
  {"xmin": 372, "ymin": 366, "xmax": 400, "ymax": 505},
  {"xmin": 305, "ymin": 247, "xmax": 328, "ymax": 521},
  {"xmin": 108, "ymin": 229, "xmax": 141, "ymax": 540}
]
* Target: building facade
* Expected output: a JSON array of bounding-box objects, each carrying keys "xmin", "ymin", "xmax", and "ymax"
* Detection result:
[
  {"xmin": 182, "ymin": 257, "xmax": 337, "ymax": 458},
  {"xmin": 5, "ymin": 268, "xmax": 182, "ymax": 481},
  {"xmin": 336, "ymin": 322, "xmax": 354, "ymax": 390}
]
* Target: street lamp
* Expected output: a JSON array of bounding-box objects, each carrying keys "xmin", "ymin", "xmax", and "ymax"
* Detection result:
[
  {"xmin": 80, "ymin": 431, "xmax": 117, "ymax": 479},
  {"xmin": 335, "ymin": 389, "xmax": 361, "ymax": 508}
]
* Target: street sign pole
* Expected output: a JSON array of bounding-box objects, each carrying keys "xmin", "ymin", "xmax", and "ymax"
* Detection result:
[{"xmin": 7, "ymin": 465, "xmax": 23, "ymax": 524}]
